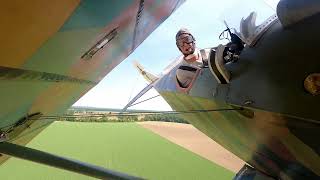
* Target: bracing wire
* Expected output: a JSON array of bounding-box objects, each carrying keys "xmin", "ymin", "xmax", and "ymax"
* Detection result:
[
  {"xmin": 127, "ymin": 74, "xmax": 140, "ymax": 104},
  {"xmin": 33, "ymin": 107, "xmax": 244, "ymax": 121},
  {"xmin": 0, "ymin": 108, "xmax": 244, "ymax": 131},
  {"xmin": 128, "ymin": 95, "xmax": 160, "ymax": 107},
  {"xmin": 0, "ymin": 107, "xmax": 244, "ymax": 140}
]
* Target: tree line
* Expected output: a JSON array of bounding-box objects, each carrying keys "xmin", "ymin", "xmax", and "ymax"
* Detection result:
[{"xmin": 59, "ymin": 110, "xmax": 189, "ymax": 124}]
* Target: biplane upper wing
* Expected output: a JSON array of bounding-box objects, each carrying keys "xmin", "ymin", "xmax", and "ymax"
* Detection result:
[{"xmin": 0, "ymin": 0, "xmax": 184, "ymax": 178}]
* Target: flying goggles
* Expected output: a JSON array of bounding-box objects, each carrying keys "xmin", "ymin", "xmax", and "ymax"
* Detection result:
[{"xmin": 176, "ymin": 35, "xmax": 195, "ymax": 47}]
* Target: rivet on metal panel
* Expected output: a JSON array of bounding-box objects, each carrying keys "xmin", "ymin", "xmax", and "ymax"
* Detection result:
[
  {"xmin": 0, "ymin": 132, "xmax": 8, "ymax": 142},
  {"xmin": 244, "ymin": 100, "xmax": 254, "ymax": 105},
  {"xmin": 304, "ymin": 73, "xmax": 320, "ymax": 96}
]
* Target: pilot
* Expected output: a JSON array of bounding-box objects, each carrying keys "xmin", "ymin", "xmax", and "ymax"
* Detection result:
[
  {"xmin": 175, "ymin": 28, "xmax": 210, "ymax": 88},
  {"xmin": 175, "ymin": 28, "xmax": 240, "ymax": 87}
]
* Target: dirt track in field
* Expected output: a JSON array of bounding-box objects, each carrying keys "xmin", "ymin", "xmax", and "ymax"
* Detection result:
[{"xmin": 138, "ymin": 121, "xmax": 244, "ymax": 173}]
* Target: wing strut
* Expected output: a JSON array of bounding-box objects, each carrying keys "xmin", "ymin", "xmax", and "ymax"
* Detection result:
[
  {"xmin": 0, "ymin": 142, "xmax": 143, "ymax": 180},
  {"xmin": 121, "ymin": 61, "xmax": 158, "ymax": 112},
  {"xmin": 122, "ymin": 83, "xmax": 154, "ymax": 112}
]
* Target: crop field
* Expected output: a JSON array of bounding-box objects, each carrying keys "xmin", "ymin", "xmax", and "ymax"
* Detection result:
[{"xmin": 0, "ymin": 122, "xmax": 234, "ymax": 179}]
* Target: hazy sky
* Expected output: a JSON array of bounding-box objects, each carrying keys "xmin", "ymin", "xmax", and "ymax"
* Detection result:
[{"xmin": 74, "ymin": 0, "xmax": 279, "ymax": 110}]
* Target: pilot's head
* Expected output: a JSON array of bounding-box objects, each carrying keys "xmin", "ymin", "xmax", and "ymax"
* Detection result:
[{"xmin": 176, "ymin": 28, "xmax": 196, "ymax": 56}]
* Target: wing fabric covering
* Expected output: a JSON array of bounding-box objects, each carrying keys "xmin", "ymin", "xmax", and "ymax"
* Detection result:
[{"xmin": 0, "ymin": 0, "xmax": 185, "ymax": 176}]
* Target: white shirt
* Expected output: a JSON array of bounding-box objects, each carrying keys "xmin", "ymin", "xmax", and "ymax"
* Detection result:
[
  {"xmin": 180, "ymin": 48, "xmax": 210, "ymax": 69},
  {"xmin": 176, "ymin": 48, "xmax": 210, "ymax": 88}
]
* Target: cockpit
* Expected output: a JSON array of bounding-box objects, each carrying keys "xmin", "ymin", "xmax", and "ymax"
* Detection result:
[{"xmin": 175, "ymin": 0, "xmax": 277, "ymax": 92}]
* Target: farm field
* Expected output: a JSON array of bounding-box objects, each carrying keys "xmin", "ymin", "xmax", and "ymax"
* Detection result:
[
  {"xmin": 139, "ymin": 121, "xmax": 244, "ymax": 173},
  {"xmin": 0, "ymin": 122, "xmax": 234, "ymax": 180}
]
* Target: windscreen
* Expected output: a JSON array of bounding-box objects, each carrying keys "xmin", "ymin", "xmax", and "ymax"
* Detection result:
[{"xmin": 219, "ymin": 0, "xmax": 278, "ymax": 33}]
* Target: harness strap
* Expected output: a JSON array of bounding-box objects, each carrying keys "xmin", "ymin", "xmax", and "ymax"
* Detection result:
[
  {"xmin": 200, "ymin": 49, "xmax": 208, "ymax": 67},
  {"xmin": 209, "ymin": 49, "xmax": 227, "ymax": 84},
  {"xmin": 178, "ymin": 66, "xmax": 197, "ymax": 72}
]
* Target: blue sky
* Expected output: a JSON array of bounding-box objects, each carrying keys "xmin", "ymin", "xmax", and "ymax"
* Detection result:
[{"xmin": 74, "ymin": 0, "xmax": 279, "ymax": 110}]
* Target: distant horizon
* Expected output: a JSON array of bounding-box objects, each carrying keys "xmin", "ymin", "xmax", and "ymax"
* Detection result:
[{"xmin": 70, "ymin": 105, "xmax": 163, "ymax": 112}]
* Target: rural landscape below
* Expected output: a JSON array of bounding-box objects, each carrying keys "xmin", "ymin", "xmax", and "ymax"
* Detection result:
[{"xmin": 0, "ymin": 107, "xmax": 243, "ymax": 179}]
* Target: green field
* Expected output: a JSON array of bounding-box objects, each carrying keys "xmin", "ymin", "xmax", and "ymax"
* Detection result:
[{"xmin": 0, "ymin": 122, "xmax": 234, "ymax": 180}]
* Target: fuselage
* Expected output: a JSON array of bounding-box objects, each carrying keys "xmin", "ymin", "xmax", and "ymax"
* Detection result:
[{"xmin": 153, "ymin": 12, "xmax": 320, "ymax": 179}]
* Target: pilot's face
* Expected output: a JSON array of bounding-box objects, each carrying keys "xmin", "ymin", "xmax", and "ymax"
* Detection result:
[{"xmin": 177, "ymin": 34, "xmax": 195, "ymax": 56}]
